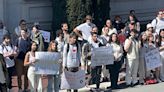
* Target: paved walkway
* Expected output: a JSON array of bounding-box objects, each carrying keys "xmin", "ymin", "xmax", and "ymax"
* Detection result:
[
  {"xmin": 11, "ymin": 76, "xmax": 164, "ymax": 92},
  {"xmin": 60, "ymin": 82, "xmax": 164, "ymax": 92}
]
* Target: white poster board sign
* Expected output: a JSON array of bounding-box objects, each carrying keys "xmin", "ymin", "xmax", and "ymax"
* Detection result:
[
  {"xmin": 61, "ymin": 70, "xmax": 85, "ymax": 89},
  {"xmin": 35, "ymin": 52, "xmax": 61, "ymax": 75},
  {"xmin": 160, "ymin": 50, "xmax": 164, "ymax": 60},
  {"xmin": 91, "ymin": 46, "xmax": 114, "ymax": 66},
  {"xmin": 145, "ymin": 48, "xmax": 162, "ymax": 71},
  {"xmin": 40, "ymin": 30, "xmax": 50, "ymax": 43}
]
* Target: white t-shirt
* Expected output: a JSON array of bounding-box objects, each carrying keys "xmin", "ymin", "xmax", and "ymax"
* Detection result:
[
  {"xmin": 55, "ymin": 37, "xmax": 64, "ymax": 52},
  {"xmin": 151, "ymin": 17, "xmax": 164, "ymax": 34},
  {"xmin": 76, "ymin": 23, "xmax": 93, "ymax": 40},
  {"xmin": 161, "ymin": 41, "xmax": 164, "ymax": 46},
  {"xmin": 108, "ymin": 28, "xmax": 117, "ymax": 36},
  {"xmin": 0, "ymin": 44, "xmax": 15, "ymax": 68},
  {"xmin": 0, "ymin": 62, "xmax": 6, "ymax": 83}
]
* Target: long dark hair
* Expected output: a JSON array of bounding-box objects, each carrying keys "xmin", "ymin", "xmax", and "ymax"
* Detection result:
[
  {"xmin": 139, "ymin": 32, "xmax": 147, "ymax": 47},
  {"xmin": 127, "ymin": 14, "xmax": 138, "ymax": 23},
  {"xmin": 157, "ymin": 29, "xmax": 164, "ymax": 47},
  {"xmin": 108, "ymin": 33, "xmax": 120, "ymax": 45},
  {"xmin": 30, "ymin": 41, "xmax": 38, "ymax": 52}
]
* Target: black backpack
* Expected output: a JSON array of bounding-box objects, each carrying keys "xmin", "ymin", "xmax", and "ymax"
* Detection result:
[
  {"xmin": 1, "ymin": 44, "xmax": 15, "ymax": 60},
  {"xmin": 66, "ymin": 42, "xmax": 79, "ymax": 53}
]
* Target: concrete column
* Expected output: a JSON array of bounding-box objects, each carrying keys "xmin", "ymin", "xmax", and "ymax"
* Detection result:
[{"xmin": 0, "ymin": 0, "xmax": 4, "ymax": 21}]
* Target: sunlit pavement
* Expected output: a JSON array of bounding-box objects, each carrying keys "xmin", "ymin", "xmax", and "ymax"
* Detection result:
[{"xmin": 11, "ymin": 76, "xmax": 164, "ymax": 92}]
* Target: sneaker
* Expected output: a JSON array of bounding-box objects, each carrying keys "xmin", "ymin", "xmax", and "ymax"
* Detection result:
[
  {"xmin": 131, "ymin": 82, "xmax": 139, "ymax": 87},
  {"xmin": 107, "ymin": 86, "xmax": 121, "ymax": 90},
  {"xmin": 157, "ymin": 78, "xmax": 162, "ymax": 83},
  {"xmin": 90, "ymin": 88, "xmax": 102, "ymax": 92}
]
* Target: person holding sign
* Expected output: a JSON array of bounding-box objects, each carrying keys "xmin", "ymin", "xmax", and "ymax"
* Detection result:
[
  {"xmin": 147, "ymin": 34, "xmax": 162, "ymax": 83},
  {"xmin": 62, "ymin": 32, "xmax": 82, "ymax": 92},
  {"xmin": 24, "ymin": 42, "xmax": 42, "ymax": 92},
  {"xmin": 124, "ymin": 29, "xmax": 140, "ymax": 87},
  {"xmin": 106, "ymin": 33, "xmax": 123, "ymax": 89},
  {"xmin": 89, "ymin": 32, "xmax": 104, "ymax": 91},
  {"xmin": 47, "ymin": 40, "xmax": 61, "ymax": 92}
]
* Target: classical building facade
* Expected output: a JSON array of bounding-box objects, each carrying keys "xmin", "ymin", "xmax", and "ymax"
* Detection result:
[
  {"xmin": 110, "ymin": 0, "xmax": 164, "ymax": 23},
  {"xmin": 0, "ymin": 0, "xmax": 164, "ymax": 33},
  {"xmin": 0, "ymin": 0, "xmax": 52, "ymax": 33}
]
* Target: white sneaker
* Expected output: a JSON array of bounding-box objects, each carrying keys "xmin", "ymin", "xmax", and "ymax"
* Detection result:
[{"xmin": 157, "ymin": 78, "xmax": 162, "ymax": 83}]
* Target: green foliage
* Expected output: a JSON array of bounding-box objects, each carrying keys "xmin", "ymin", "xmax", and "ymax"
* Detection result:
[
  {"xmin": 66, "ymin": 0, "xmax": 93, "ymax": 30},
  {"xmin": 52, "ymin": 0, "xmax": 110, "ymax": 33},
  {"xmin": 52, "ymin": 0, "xmax": 67, "ymax": 30}
]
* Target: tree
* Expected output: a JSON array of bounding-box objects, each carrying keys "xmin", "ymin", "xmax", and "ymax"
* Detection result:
[
  {"xmin": 52, "ymin": 0, "xmax": 67, "ymax": 37},
  {"xmin": 92, "ymin": 0, "xmax": 110, "ymax": 33},
  {"xmin": 66, "ymin": 0, "xmax": 93, "ymax": 30},
  {"xmin": 52, "ymin": 0, "xmax": 111, "ymax": 34}
]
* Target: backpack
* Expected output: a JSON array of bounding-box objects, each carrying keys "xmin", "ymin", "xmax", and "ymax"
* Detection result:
[
  {"xmin": 154, "ymin": 18, "xmax": 158, "ymax": 30},
  {"xmin": 1, "ymin": 43, "xmax": 15, "ymax": 60},
  {"xmin": 66, "ymin": 42, "xmax": 79, "ymax": 53}
]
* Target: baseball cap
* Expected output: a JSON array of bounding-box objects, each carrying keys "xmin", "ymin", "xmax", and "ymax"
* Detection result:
[{"xmin": 146, "ymin": 23, "xmax": 153, "ymax": 29}]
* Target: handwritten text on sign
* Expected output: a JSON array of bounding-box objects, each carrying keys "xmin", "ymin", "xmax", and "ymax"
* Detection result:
[
  {"xmin": 91, "ymin": 46, "xmax": 114, "ymax": 66},
  {"xmin": 35, "ymin": 52, "xmax": 61, "ymax": 75},
  {"xmin": 145, "ymin": 48, "xmax": 162, "ymax": 71},
  {"xmin": 61, "ymin": 70, "xmax": 85, "ymax": 89}
]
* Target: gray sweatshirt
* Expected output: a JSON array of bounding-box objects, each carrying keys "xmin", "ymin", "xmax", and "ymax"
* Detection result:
[{"xmin": 63, "ymin": 43, "xmax": 81, "ymax": 68}]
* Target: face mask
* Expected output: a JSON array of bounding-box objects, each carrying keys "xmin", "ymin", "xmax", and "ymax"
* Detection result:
[{"xmin": 116, "ymin": 21, "xmax": 119, "ymax": 23}]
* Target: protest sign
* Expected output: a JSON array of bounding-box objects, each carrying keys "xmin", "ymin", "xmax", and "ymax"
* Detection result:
[
  {"xmin": 40, "ymin": 30, "xmax": 50, "ymax": 43},
  {"xmin": 61, "ymin": 70, "xmax": 85, "ymax": 89},
  {"xmin": 35, "ymin": 52, "xmax": 61, "ymax": 75},
  {"xmin": 91, "ymin": 46, "xmax": 114, "ymax": 66},
  {"xmin": 145, "ymin": 48, "xmax": 162, "ymax": 71}
]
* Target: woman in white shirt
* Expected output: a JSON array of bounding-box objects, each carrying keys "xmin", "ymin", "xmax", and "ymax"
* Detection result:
[
  {"xmin": 24, "ymin": 41, "xmax": 42, "ymax": 92},
  {"xmin": 106, "ymin": 33, "xmax": 123, "ymax": 89},
  {"xmin": 105, "ymin": 19, "xmax": 117, "ymax": 36},
  {"xmin": 147, "ymin": 34, "xmax": 161, "ymax": 83},
  {"xmin": 55, "ymin": 30, "xmax": 64, "ymax": 52}
]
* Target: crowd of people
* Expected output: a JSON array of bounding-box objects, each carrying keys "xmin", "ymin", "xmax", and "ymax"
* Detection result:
[{"xmin": 0, "ymin": 9, "xmax": 164, "ymax": 92}]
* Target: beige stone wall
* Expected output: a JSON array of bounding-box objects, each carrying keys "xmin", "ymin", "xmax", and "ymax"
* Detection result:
[
  {"xmin": 110, "ymin": 0, "xmax": 164, "ymax": 23},
  {"xmin": 4, "ymin": 0, "xmax": 52, "ymax": 32}
]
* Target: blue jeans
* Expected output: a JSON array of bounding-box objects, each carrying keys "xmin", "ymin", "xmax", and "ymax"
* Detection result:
[{"xmin": 47, "ymin": 75, "xmax": 60, "ymax": 92}]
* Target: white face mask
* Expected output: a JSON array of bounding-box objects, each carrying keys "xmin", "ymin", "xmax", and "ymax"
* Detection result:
[{"xmin": 115, "ymin": 21, "xmax": 119, "ymax": 23}]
